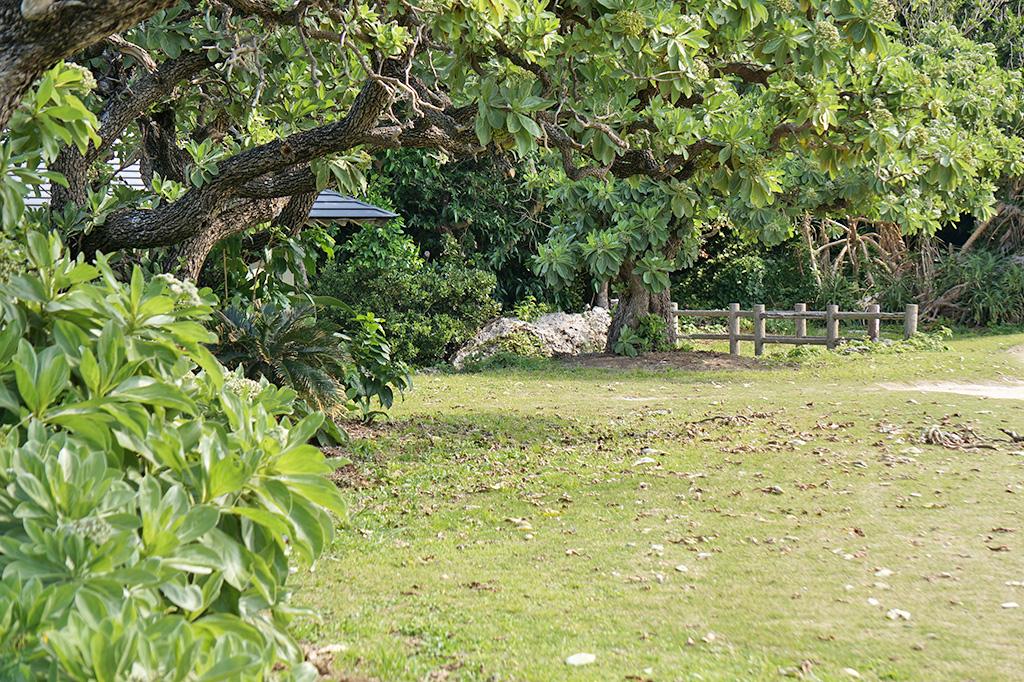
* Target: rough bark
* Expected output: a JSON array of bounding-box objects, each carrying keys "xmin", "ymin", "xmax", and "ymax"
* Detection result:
[
  {"xmin": 168, "ymin": 196, "xmax": 292, "ymax": 280},
  {"xmin": 50, "ymin": 49, "xmax": 215, "ymax": 211},
  {"xmin": 82, "ymin": 69, "xmax": 396, "ymax": 255},
  {"xmin": 0, "ymin": 0, "xmax": 178, "ymax": 129},
  {"xmin": 141, "ymin": 109, "xmax": 191, "ymax": 183},
  {"xmin": 606, "ymin": 271, "xmax": 650, "ymax": 352},
  {"xmin": 595, "ymin": 279, "xmax": 610, "ymax": 309},
  {"xmin": 605, "ymin": 271, "xmax": 677, "ymax": 352}
]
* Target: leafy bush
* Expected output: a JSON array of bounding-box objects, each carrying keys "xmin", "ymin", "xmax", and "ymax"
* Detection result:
[
  {"xmin": 213, "ymin": 304, "xmax": 351, "ymax": 411},
  {"xmin": 775, "ymin": 327, "xmax": 953, "ymax": 363},
  {"xmin": 707, "ymin": 254, "xmax": 767, "ymax": 307},
  {"xmin": 875, "ymin": 265, "xmax": 921, "ymax": 312},
  {"xmin": 810, "ymin": 271, "xmax": 864, "ymax": 311},
  {"xmin": 212, "ymin": 304, "xmax": 411, "ymax": 424},
  {"xmin": 613, "ymin": 327, "xmax": 644, "ymax": 357},
  {"xmin": 935, "ymin": 250, "xmax": 1024, "ymax": 326},
  {"xmin": 315, "ymin": 230, "xmax": 500, "ymax": 366},
  {"xmin": 634, "ymin": 314, "xmax": 673, "ymax": 352},
  {"xmin": 613, "ymin": 315, "xmax": 672, "ymax": 356},
  {"xmin": 0, "ymin": 233, "xmax": 342, "ymax": 680},
  {"xmin": 511, "ymin": 294, "xmax": 553, "ymax": 322},
  {"xmin": 674, "ymin": 239, "xmax": 819, "ymax": 310},
  {"xmin": 372, "ymin": 149, "xmax": 551, "ymax": 307},
  {"xmin": 342, "ymin": 312, "xmax": 413, "ymax": 421}
]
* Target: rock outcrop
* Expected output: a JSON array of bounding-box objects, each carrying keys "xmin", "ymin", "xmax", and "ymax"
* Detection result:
[{"xmin": 452, "ymin": 308, "xmax": 611, "ymax": 369}]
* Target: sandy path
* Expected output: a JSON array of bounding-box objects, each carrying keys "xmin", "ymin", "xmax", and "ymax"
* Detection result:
[
  {"xmin": 879, "ymin": 345, "xmax": 1024, "ymax": 400},
  {"xmin": 879, "ymin": 381, "xmax": 1024, "ymax": 400}
]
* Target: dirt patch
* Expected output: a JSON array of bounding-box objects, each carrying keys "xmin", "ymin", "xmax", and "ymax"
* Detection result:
[
  {"xmin": 560, "ymin": 350, "xmax": 765, "ymax": 371},
  {"xmin": 880, "ymin": 381, "xmax": 1024, "ymax": 400},
  {"xmin": 322, "ymin": 445, "xmax": 380, "ymax": 488},
  {"xmin": 327, "ymin": 462, "xmax": 377, "ymax": 489},
  {"xmin": 1011, "ymin": 345, "xmax": 1024, "ymax": 365}
]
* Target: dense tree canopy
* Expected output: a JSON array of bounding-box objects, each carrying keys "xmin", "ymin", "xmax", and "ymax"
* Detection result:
[
  {"xmin": 532, "ymin": 22, "xmax": 1024, "ymax": 343},
  {"xmin": 1, "ymin": 0, "xmax": 1022, "ymax": 344}
]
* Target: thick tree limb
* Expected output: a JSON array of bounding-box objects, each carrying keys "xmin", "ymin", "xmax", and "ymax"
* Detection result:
[
  {"xmin": 715, "ymin": 62, "xmax": 774, "ymax": 84},
  {"xmin": 104, "ymin": 33, "xmax": 157, "ymax": 72},
  {"xmin": 50, "ymin": 49, "xmax": 216, "ymax": 210},
  {"xmin": 91, "ymin": 50, "xmax": 215, "ymax": 163},
  {"xmin": 85, "ymin": 71, "xmax": 394, "ymax": 253},
  {"xmin": 0, "ymin": 0, "xmax": 180, "ymax": 128}
]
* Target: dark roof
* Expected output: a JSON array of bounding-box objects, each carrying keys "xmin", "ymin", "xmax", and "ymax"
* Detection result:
[
  {"xmin": 25, "ymin": 161, "xmax": 396, "ymax": 222},
  {"xmin": 309, "ymin": 190, "xmax": 397, "ymax": 221}
]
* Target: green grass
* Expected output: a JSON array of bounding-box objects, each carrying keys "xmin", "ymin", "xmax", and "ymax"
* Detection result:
[{"xmin": 295, "ymin": 334, "xmax": 1024, "ymax": 681}]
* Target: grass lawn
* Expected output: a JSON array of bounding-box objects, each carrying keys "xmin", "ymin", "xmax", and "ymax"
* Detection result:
[{"xmin": 295, "ymin": 333, "xmax": 1024, "ymax": 681}]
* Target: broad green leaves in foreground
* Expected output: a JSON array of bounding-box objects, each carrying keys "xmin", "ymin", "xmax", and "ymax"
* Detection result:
[{"xmin": 0, "ymin": 232, "xmax": 345, "ymax": 681}]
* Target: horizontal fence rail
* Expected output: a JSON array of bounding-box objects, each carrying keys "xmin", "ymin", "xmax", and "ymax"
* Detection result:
[{"xmin": 609, "ymin": 300, "xmax": 919, "ymax": 357}]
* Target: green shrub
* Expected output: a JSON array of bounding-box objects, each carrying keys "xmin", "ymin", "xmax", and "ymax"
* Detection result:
[
  {"xmin": 511, "ymin": 294, "xmax": 553, "ymax": 322},
  {"xmin": 0, "ymin": 232, "xmax": 343, "ymax": 680},
  {"xmin": 708, "ymin": 254, "xmax": 767, "ymax": 307},
  {"xmin": 634, "ymin": 313, "xmax": 673, "ymax": 352},
  {"xmin": 613, "ymin": 327, "xmax": 644, "ymax": 357},
  {"xmin": 935, "ymin": 250, "xmax": 1024, "ymax": 326},
  {"xmin": 212, "ymin": 304, "xmax": 411, "ymax": 424},
  {"xmin": 811, "ymin": 271, "xmax": 864, "ymax": 311},
  {"xmin": 315, "ymin": 232, "xmax": 500, "ymax": 366},
  {"xmin": 613, "ymin": 315, "xmax": 673, "ymax": 357},
  {"xmin": 674, "ymin": 239, "xmax": 819, "ymax": 310},
  {"xmin": 342, "ymin": 312, "xmax": 413, "ymax": 421},
  {"xmin": 213, "ymin": 304, "xmax": 351, "ymax": 411}
]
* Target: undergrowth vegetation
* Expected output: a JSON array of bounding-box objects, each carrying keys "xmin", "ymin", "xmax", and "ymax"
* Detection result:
[
  {"xmin": 213, "ymin": 304, "xmax": 410, "ymax": 425},
  {"xmin": 0, "ymin": 233, "xmax": 344, "ymax": 680},
  {"xmin": 315, "ymin": 224, "xmax": 500, "ymax": 366}
]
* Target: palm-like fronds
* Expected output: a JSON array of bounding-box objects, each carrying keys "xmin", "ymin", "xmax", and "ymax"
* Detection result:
[{"xmin": 212, "ymin": 304, "xmax": 351, "ymax": 410}]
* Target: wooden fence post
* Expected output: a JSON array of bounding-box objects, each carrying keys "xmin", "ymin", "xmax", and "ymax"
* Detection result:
[
  {"xmin": 752, "ymin": 304, "xmax": 765, "ymax": 356},
  {"xmin": 904, "ymin": 303, "xmax": 919, "ymax": 339},
  {"xmin": 794, "ymin": 303, "xmax": 806, "ymax": 339},
  {"xmin": 867, "ymin": 303, "xmax": 880, "ymax": 342},
  {"xmin": 671, "ymin": 302, "xmax": 679, "ymax": 337},
  {"xmin": 728, "ymin": 303, "xmax": 740, "ymax": 356},
  {"xmin": 826, "ymin": 304, "xmax": 839, "ymax": 349}
]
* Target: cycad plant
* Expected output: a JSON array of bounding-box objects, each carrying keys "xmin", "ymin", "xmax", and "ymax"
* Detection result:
[
  {"xmin": 213, "ymin": 304, "xmax": 349, "ymax": 411},
  {"xmin": 213, "ymin": 304, "xmax": 411, "ymax": 422}
]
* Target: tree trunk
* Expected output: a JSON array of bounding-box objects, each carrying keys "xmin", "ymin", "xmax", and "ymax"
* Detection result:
[
  {"xmin": 650, "ymin": 286, "xmax": 678, "ymax": 346},
  {"xmin": 595, "ymin": 279, "xmax": 609, "ymax": 309},
  {"xmin": 604, "ymin": 271, "xmax": 677, "ymax": 352},
  {"xmin": 0, "ymin": 0, "xmax": 176, "ymax": 129}
]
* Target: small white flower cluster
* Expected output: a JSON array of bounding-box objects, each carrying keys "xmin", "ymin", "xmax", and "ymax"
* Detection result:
[
  {"xmin": 225, "ymin": 373, "xmax": 263, "ymax": 401},
  {"xmin": 690, "ymin": 58, "xmax": 710, "ymax": 82},
  {"xmin": 155, "ymin": 273, "xmax": 203, "ymax": 308},
  {"xmin": 0, "ymin": 237, "xmax": 26, "ymax": 282},
  {"xmin": 680, "ymin": 14, "xmax": 702, "ymax": 32},
  {"xmin": 766, "ymin": 0, "xmax": 793, "ymax": 14},
  {"xmin": 814, "ymin": 20, "xmax": 842, "ymax": 49},
  {"xmin": 61, "ymin": 516, "xmax": 114, "ymax": 545},
  {"xmin": 63, "ymin": 62, "xmax": 97, "ymax": 92}
]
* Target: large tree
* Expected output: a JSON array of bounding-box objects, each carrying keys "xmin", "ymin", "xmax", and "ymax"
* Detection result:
[
  {"xmin": 533, "ymin": 22, "xmax": 1024, "ymax": 346},
  {"xmin": 5, "ymin": 2, "xmax": 895, "ymax": 265}
]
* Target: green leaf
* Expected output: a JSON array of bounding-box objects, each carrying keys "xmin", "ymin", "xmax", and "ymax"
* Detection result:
[{"xmin": 109, "ymin": 376, "xmax": 197, "ymax": 414}]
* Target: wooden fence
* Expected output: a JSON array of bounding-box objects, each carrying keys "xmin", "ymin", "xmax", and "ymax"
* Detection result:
[{"xmin": 672, "ymin": 303, "xmax": 919, "ymax": 356}]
